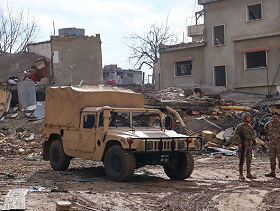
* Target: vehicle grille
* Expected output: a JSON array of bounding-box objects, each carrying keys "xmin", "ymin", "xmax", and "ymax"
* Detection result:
[{"xmin": 154, "ymin": 140, "xmax": 175, "ymax": 150}]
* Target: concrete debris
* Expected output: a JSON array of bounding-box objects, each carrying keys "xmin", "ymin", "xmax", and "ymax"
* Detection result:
[{"xmin": 56, "ymin": 201, "xmax": 72, "ymax": 211}]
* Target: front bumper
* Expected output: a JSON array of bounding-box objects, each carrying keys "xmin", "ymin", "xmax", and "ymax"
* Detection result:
[{"xmin": 128, "ymin": 136, "xmax": 203, "ymax": 153}]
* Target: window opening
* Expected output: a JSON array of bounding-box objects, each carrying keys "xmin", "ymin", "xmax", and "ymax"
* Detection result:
[
  {"xmin": 103, "ymin": 72, "xmax": 109, "ymax": 78},
  {"xmin": 247, "ymin": 3, "xmax": 262, "ymax": 21},
  {"xmin": 175, "ymin": 60, "xmax": 192, "ymax": 76},
  {"xmin": 109, "ymin": 112, "xmax": 130, "ymax": 127},
  {"xmin": 117, "ymin": 72, "xmax": 123, "ymax": 79},
  {"xmin": 213, "ymin": 25, "xmax": 225, "ymax": 46},
  {"xmin": 246, "ymin": 51, "xmax": 266, "ymax": 69},
  {"xmin": 214, "ymin": 65, "xmax": 226, "ymax": 86},
  {"xmin": 83, "ymin": 114, "xmax": 95, "ymax": 129},
  {"xmin": 132, "ymin": 112, "xmax": 161, "ymax": 128}
]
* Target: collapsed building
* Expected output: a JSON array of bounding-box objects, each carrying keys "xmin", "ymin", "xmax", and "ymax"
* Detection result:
[{"xmin": 103, "ymin": 64, "xmax": 142, "ymax": 85}]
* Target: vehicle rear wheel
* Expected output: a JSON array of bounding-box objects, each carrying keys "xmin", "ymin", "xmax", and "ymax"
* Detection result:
[
  {"xmin": 49, "ymin": 140, "xmax": 70, "ymax": 171},
  {"xmin": 164, "ymin": 152, "xmax": 194, "ymax": 180},
  {"xmin": 104, "ymin": 145, "xmax": 135, "ymax": 181}
]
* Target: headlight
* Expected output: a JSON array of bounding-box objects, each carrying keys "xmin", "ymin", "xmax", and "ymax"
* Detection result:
[
  {"xmin": 177, "ymin": 141, "xmax": 185, "ymax": 149},
  {"xmin": 145, "ymin": 141, "xmax": 153, "ymax": 150}
]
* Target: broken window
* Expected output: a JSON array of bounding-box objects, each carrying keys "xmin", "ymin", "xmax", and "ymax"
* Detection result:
[
  {"xmin": 83, "ymin": 114, "xmax": 95, "ymax": 129},
  {"xmin": 214, "ymin": 65, "xmax": 226, "ymax": 86},
  {"xmin": 247, "ymin": 3, "xmax": 262, "ymax": 21},
  {"xmin": 213, "ymin": 25, "xmax": 225, "ymax": 46},
  {"xmin": 127, "ymin": 73, "xmax": 133, "ymax": 77},
  {"xmin": 175, "ymin": 60, "xmax": 192, "ymax": 76},
  {"xmin": 245, "ymin": 50, "xmax": 267, "ymax": 69}
]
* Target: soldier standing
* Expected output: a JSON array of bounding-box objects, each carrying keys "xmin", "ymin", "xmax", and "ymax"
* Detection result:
[
  {"xmin": 264, "ymin": 112, "xmax": 280, "ymax": 177},
  {"xmin": 234, "ymin": 112, "xmax": 257, "ymax": 179}
]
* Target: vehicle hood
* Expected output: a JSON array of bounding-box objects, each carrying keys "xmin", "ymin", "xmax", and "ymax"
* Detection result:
[{"xmin": 107, "ymin": 128, "xmax": 185, "ymax": 139}]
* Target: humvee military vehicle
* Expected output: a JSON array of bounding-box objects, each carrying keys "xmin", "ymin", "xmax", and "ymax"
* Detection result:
[{"xmin": 43, "ymin": 86, "xmax": 201, "ymax": 181}]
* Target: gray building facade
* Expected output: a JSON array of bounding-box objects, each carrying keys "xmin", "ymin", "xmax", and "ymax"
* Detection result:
[{"xmin": 159, "ymin": 0, "xmax": 280, "ymax": 94}]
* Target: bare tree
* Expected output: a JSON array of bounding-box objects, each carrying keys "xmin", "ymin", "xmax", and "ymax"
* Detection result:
[
  {"xmin": 0, "ymin": 2, "xmax": 39, "ymax": 54},
  {"xmin": 125, "ymin": 16, "xmax": 177, "ymax": 82}
]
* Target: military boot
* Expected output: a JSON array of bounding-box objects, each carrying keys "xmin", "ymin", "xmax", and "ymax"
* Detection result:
[
  {"xmin": 265, "ymin": 168, "xmax": 276, "ymax": 177},
  {"xmin": 246, "ymin": 171, "xmax": 256, "ymax": 179},
  {"xmin": 239, "ymin": 169, "xmax": 245, "ymax": 180}
]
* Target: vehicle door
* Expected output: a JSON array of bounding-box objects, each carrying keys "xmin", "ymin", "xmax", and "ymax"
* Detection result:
[{"xmin": 79, "ymin": 113, "xmax": 96, "ymax": 153}]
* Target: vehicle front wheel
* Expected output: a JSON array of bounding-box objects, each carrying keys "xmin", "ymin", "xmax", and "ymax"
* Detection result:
[
  {"xmin": 49, "ymin": 140, "xmax": 70, "ymax": 171},
  {"xmin": 104, "ymin": 145, "xmax": 135, "ymax": 181},
  {"xmin": 163, "ymin": 152, "xmax": 194, "ymax": 180}
]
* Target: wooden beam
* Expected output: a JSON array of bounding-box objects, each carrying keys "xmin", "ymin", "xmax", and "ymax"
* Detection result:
[{"xmin": 2, "ymin": 189, "xmax": 28, "ymax": 211}]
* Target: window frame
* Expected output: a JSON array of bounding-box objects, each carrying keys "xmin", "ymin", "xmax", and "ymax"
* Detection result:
[
  {"xmin": 212, "ymin": 24, "xmax": 226, "ymax": 47},
  {"xmin": 174, "ymin": 59, "xmax": 193, "ymax": 77},
  {"xmin": 246, "ymin": 2, "xmax": 263, "ymax": 22},
  {"xmin": 83, "ymin": 113, "xmax": 96, "ymax": 129},
  {"xmin": 243, "ymin": 50, "xmax": 268, "ymax": 70}
]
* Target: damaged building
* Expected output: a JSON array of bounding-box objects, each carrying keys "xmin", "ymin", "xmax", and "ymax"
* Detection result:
[
  {"xmin": 158, "ymin": 0, "xmax": 280, "ymax": 94},
  {"xmin": 0, "ymin": 52, "xmax": 50, "ymax": 116},
  {"xmin": 0, "ymin": 28, "xmax": 103, "ymax": 117},
  {"xmin": 27, "ymin": 28, "xmax": 103, "ymax": 86},
  {"xmin": 103, "ymin": 64, "xmax": 142, "ymax": 85}
]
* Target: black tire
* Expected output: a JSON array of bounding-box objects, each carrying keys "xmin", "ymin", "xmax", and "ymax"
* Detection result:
[
  {"xmin": 164, "ymin": 152, "xmax": 194, "ymax": 180},
  {"xmin": 104, "ymin": 145, "xmax": 135, "ymax": 182},
  {"xmin": 49, "ymin": 140, "xmax": 70, "ymax": 171}
]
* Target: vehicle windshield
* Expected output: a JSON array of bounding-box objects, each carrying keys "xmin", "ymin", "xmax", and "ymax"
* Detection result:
[
  {"xmin": 109, "ymin": 111, "xmax": 130, "ymax": 127},
  {"xmin": 132, "ymin": 112, "xmax": 161, "ymax": 128}
]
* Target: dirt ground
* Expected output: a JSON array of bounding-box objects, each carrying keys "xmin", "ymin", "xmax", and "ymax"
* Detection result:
[
  {"xmin": 0, "ymin": 89, "xmax": 279, "ymax": 210},
  {"xmin": 0, "ymin": 151, "xmax": 279, "ymax": 211}
]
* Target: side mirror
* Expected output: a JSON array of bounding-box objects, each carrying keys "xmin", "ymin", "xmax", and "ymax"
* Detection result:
[{"xmin": 165, "ymin": 116, "xmax": 172, "ymax": 130}]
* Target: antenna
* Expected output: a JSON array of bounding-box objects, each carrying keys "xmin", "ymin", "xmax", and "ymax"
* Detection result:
[{"xmin": 53, "ymin": 21, "xmax": 55, "ymax": 36}]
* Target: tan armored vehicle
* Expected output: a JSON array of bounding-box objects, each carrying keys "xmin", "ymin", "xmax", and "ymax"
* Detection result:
[{"xmin": 43, "ymin": 86, "xmax": 201, "ymax": 181}]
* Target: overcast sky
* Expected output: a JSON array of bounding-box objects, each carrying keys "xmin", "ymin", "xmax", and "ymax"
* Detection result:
[{"xmin": 4, "ymin": 0, "xmax": 203, "ymax": 80}]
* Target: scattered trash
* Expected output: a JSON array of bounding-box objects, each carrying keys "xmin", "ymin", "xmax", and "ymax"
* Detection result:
[
  {"xmin": 29, "ymin": 186, "xmax": 51, "ymax": 193},
  {"xmin": 72, "ymin": 177, "xmax": 96, "ymax": 183}
]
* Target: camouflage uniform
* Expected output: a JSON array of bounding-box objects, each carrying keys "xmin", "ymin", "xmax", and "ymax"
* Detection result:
[
  {"xmin": 234, "ymin": 123, "xmax": 256, "ymax": 175},
  {"xmin": 264, "ymin": 121, "xmax": 280, "ymax": 170}
]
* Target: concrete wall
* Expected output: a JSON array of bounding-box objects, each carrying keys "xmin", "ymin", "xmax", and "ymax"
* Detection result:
[
  {"xmin": 159, "ymin": 43, "xmax": 205, "ymax": 89},
  {"xmin": 27, "ymin": 42, "xmax": 52, "ymax": 59},
  {"xmin": 202, "ymin": 0, "xmax": 280, "ymax": 90},
  {"xmin": 233, "ymin": 35, "xmax": 280, "ymax": 94},
  {"xmin": 51, "ymin": 35, "xmax": 103, "ymax": 86}
]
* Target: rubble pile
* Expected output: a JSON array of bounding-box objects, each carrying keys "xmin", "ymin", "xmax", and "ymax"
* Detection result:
[
  {"xmin": 0, "ymin": 105, "xmax": 44, "ymax": 159},
  {"xmin": 143, "ymin": 86, "xmax": 235, "ymax": 107},
  {"xmin": 116, "ymin": 84, "xmax": 276, "ymax": 157}
]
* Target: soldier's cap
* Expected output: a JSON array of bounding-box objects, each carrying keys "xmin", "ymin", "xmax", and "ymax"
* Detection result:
[
  {"xmin": 242, "ymin": 112, "xmax": 251, "ymax": 120},
  {"xmin": 272, "ymin": 112, "xmax": 279, "ymax": 116}
]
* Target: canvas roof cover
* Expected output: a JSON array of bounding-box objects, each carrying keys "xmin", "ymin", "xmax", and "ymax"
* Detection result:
[{"xmin": 45, "ymin": 85, "xmax": 144, "ymax": 128}]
